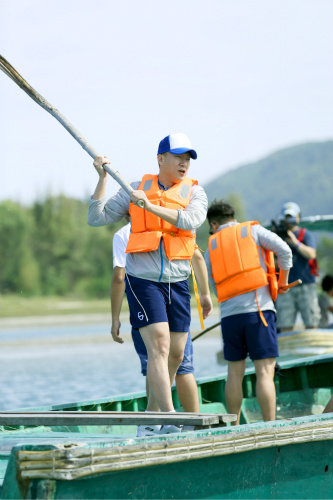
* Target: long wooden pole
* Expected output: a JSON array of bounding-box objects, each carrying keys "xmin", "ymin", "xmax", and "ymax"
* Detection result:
[
  {"xmin": 0, "ymin": 54, "xmax": 144, "ymax": 206},
  {"xmin": 192, "ymin": 321, "xmax": 221, "ymax": 342},
  {"xmin": 279, "ymin": 279, "xmax": 302, "ymax": 291}
]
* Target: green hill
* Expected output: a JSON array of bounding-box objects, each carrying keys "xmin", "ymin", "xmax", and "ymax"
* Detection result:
[{"xmin": 203, "ymin": 140, "xmax": 333, "ymax": 224}]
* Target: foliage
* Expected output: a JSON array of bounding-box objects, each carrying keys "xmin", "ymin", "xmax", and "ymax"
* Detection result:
[
  {"xmin": 0, "ymin": 201, "xmax": 40, "ymax": 294},
  {"xmin": 317, "ymin": 235, "xmax": 333, "ymax": 277},
  {"xmin": 0, "ymin": 196, "xmax": 126, "ymax": 298}
]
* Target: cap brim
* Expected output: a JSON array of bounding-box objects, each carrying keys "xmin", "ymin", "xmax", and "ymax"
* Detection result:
[
  {"xmin": 170, "ymin": 147, "xmax": 197, "ymax": 160},
  {"xmin": 284, "ymin": 210, "xmax": 297, "ymax": 217}
]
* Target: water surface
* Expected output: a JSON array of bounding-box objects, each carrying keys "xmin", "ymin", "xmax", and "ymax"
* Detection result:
[{"xmin": 0, "ymin": 317, "xmax": 225, "ymax": 410}]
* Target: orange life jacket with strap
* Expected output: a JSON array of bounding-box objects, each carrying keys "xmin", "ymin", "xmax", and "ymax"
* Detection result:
[
  {"xmin": 126, "ymin": 174, "xmax": 197, "ymax": 261},
  {"xmin": 208, "ymin": 221, "xmax": 278, "ymax": 305}
]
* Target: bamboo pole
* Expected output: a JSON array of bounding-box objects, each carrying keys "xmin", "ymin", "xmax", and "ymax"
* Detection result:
[{"xmin": 0, "ymin": 55, "xmax": 144, "ymax": 207}]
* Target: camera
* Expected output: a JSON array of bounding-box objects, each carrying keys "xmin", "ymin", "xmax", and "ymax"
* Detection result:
[{"xmin": 270, "ymin": 217, "xmax": 297, "ymax": 240}]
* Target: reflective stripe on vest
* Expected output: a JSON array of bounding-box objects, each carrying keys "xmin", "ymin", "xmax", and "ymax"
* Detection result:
[
  {"xmin": 126, "ymin": 174, "xmax": 197, "ymax": 261},
  {"xmin": 209, "ymin": 221, "xmax": 278, "ymax": 302}
]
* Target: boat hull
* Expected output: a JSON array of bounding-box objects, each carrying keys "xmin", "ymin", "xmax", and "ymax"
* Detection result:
[
  {"xmin": 2, "ymin": 414, "xmax": 333, "ymax": 499},
  {"xmin": 1, "ymin": 352, "xmax": 333, "ymax": 499}
]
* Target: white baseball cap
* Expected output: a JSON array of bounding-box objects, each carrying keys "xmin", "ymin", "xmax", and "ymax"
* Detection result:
[
  {"xmin": 157, "ymin": 133, "xmax": 197, "ymax": 159},
  {"xmin": 281, "ymin": 202, "xmax": 301, "ymax": 217}
]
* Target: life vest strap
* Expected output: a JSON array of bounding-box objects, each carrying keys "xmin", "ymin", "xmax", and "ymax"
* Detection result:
[
  {"xmin": 255, "ymin": 290, "xmax": 268, "ymax": 327},
  {"xmin": 190, "ymin": 261, "xmax": 205, "ymax": 330},
  {"xmin": 297, "ymin": 227, "xmax": 320, "ymax": 276}
]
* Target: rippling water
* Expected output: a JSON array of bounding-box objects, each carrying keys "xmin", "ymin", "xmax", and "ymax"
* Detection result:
[
  {"xmin": 1, "ymin": 314, "xmax": 332, "ymax": 411},
  {"xmin": 0, "ymin": 316, "xmax": 226, "ymax": 410}
]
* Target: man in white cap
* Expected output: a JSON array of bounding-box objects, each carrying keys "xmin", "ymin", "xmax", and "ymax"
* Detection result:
[
  {"xmin": 275, "ymin": 202, "xmax": 320, "ymax": 332},
  {"xmin": 111, "ymin": 222, "xmax": 212, "ymax": 436},
  {"xmin": 87, "ymin": 133, "xmax": 209, "ymax": 434}
]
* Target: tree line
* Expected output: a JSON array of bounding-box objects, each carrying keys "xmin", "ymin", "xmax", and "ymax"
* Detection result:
[
  {"xmin": 0, "ymin": 196, "xmax": 125, "ymax": 297},
  {"xmin": 0, "ymin": 195, "xmax": 332, "ymax": 298}
]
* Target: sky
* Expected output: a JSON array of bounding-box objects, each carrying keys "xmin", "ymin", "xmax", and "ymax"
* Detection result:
[{"xmin": 1, "ymin": 0, "xmax": 332, "ymax": 204}]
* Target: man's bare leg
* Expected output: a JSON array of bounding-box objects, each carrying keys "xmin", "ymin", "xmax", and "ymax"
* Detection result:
[
  {"xmin": 254, "ymin": 357, "xmax": 276, "ymax": 421},
  {"xmin": 142, "ymin": 329, "xmax": 188, "ymax": 413},
  {"xmin": 168, "ymin": 331, "xmax": 189, "ymax": 387},
  {"xmin": 140, "ymin": 322, "xmax": 175, "ymax": 412},
  {"xmin": 225, "ymin": 360, "xmax": 246, "ymax": 425},
  {"xmin": 176, "ymin": 373, "xmax": 200, "ymax": 412},
  {"xmin": 145, "ymin": 378, "xmax": 160, "ymax": 412}
]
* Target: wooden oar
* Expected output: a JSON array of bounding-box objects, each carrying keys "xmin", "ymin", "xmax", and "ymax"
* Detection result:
[
  {"xmin": 0, "ymin": 54, "xmax": 144, "ymax": 207},
  {"xmin": 192, "ymin": 321, "xmax": 221, "ymax": 342}
]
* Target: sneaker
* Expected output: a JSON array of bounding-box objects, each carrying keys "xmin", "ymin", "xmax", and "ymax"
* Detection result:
[
  {"xmin": 159, "ymin": 424, "xmax": 182, "ymax": 435},
  {"xmin": 182, "ymin": 425, "xmax": 195, "ymax": 432},
  {"xmin": 136, "ymin": 424, "xmax": 161, "ymax": 437}
]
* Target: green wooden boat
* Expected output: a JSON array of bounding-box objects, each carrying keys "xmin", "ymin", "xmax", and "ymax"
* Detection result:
[{"xmin": 1, "ymin": 351, "xmax": 333, "ymax": 499}]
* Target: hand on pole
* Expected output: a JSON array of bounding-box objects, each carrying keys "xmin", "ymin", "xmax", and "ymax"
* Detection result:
[
  {"xmin": 93, "ymin": 155, "xmax": 110, "ymax": 179},
  {"xmin": 278, "ymin": 279, "xmax": 302, "ymax": 295},
  {"xmin": 130, "ymin": 190, "xmax": 149, "ymax": 209}
]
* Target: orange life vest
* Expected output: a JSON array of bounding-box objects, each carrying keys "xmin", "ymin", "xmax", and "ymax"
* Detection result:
[
  {"xmin": 208, "ymin": 221, "xmax": 278, "ymax": 303},
  {"xmin": 126, "ymin": 174, "xmax": 197, "ymax": 261}
]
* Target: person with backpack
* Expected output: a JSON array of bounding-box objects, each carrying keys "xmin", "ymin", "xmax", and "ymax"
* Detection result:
[{"xmin": 275, "ymin": 202, "xmax": 321, "ymax": 332}]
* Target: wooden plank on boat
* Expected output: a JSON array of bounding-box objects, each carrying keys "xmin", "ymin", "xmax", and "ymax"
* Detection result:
[{"xmin": 0, "ymin": 411, "xmax": 236, "ymax": 427}]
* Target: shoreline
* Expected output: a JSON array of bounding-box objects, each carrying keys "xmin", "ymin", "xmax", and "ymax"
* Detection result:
[{"xmin": 0, "ymin": 308, "xmax": 221, "ymax": 329}]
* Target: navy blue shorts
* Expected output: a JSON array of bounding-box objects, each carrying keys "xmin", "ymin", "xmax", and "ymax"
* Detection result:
[
  {"xmin": 131, "ymin": 329, "xmax": 194, "ymax": 376},
  {"xmin": 221, "ymin": 311, "xmax": 279, "ymax": 362},
  {"xmin": 125, "ymin": 275, "xmax": 191, "ymax": 332}
]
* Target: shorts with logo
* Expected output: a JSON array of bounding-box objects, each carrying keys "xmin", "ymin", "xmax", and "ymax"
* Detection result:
[
  {"xmin": 221, "ymin": 310, "xmax": 279, "ymax": 361},
  {"xmin": 131, "ymin": 329, "xmax": 194, "ymax": 376},
  {"xmin": 276, "ymin": 283, "xmax": 321, "ymax": 329},
  {"xmin": 125, "ymin": 275, "xmax": 191, "ymax": 332}
]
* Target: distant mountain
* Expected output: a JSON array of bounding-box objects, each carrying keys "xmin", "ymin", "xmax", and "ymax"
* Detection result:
[{"xmin": 203, "ymin": 140, "xmax": 333, "ymax": 224}]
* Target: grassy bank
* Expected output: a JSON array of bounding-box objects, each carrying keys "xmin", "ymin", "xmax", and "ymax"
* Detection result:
[
  {"xmin": 0, "ymin": 294, "xmax": 219, "ymax": 318},
  {"xmin": 0, "ymin": 295, "xmax": 114, "ymax": 318}
]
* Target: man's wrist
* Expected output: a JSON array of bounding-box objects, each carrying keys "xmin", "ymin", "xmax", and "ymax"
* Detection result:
[{"xmin": 145, "ymin": 200, "xmax": 152, "ymax": 211}]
